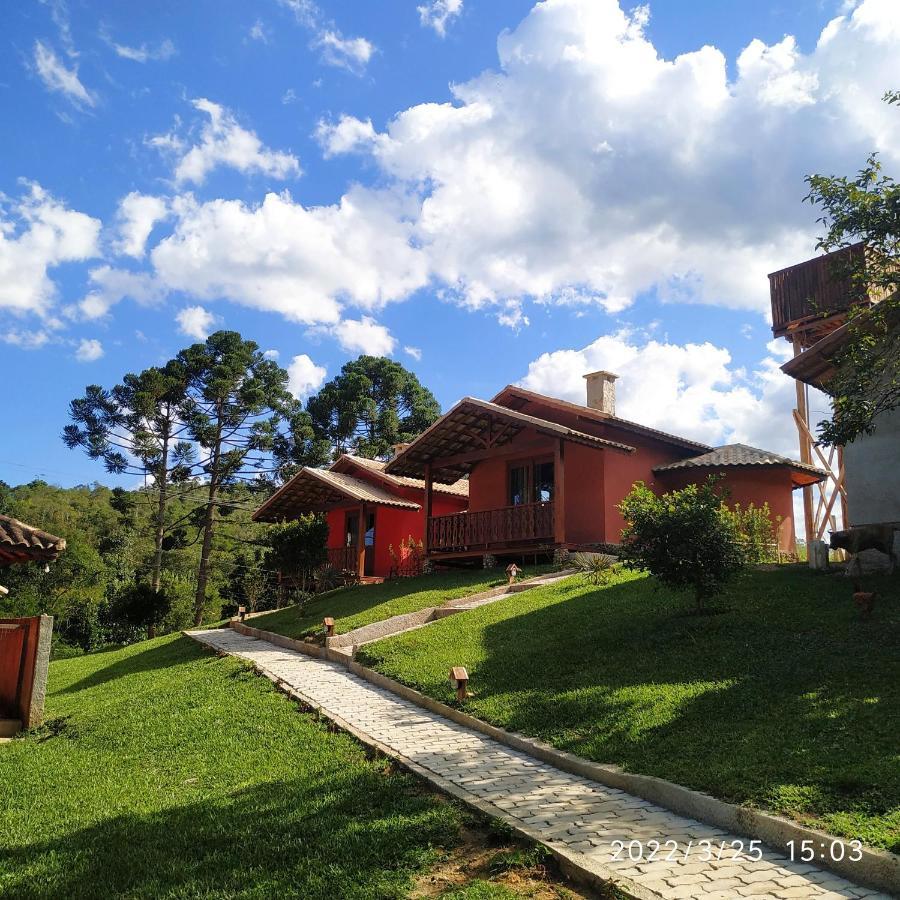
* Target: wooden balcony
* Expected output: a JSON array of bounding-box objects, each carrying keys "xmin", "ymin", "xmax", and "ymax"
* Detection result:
[
  {"xmin": 326, "ymin": 546, "xmax": 358, "ymax": 574},
  {"xmin": 428, "ymin": 501, "xmax": 555, "ymax": 553},
  {"xmin": 769, "ymin": 243, "xmax": 884, "ymax": 346}
]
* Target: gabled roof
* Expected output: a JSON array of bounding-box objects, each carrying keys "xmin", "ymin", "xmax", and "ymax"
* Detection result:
[
  {"xmin": 386, "ymin": 397, "xmax": 634, "ymax": 484},
  {"xmin": 492, "ymin": 385, "xmax": 712, "ymax": 453},
  {"xmin": 653, "ymin": 443, "xmax": 826, "ymax": 487},
  {"xmin": 0, "ymin": 514, "xmax": 66, "ymax": 565},
  {"xmin": 334, "ymin": 454, "xmax": 469, "ymax": 498},
  {"xmin": 252, "ymin": 467, "xmax": 419, "ymax": 522}
]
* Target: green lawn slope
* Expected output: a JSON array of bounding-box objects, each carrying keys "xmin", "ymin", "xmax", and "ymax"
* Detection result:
[
  {"xmin": 359, "ymin": 566, "xmax": 900, "ymax": 852},
  {"xmin": 246, "ymin": 567, "xmax": 547, "ymax": 640},
  {"xmin": 0, "ymin": 634, "xmax": 464, "ymax": 899}
]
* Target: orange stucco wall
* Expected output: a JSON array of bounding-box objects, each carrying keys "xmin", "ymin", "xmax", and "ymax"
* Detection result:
[{"xmin": 657, "ymin": 467, "xmax": 797, "ymax": 554}]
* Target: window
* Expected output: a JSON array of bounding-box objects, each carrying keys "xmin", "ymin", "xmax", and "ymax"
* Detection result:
[{"xmin": 508, "ymin": 460, "xmax": 554, "ymax": 505}]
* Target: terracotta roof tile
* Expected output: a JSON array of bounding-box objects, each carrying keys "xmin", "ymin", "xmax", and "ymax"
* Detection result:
[
  {"xmin": 0, "ymin": 514, "xmax": 66, "ymax": 564},
  {"xmin": 341, "ymin": 455, "xmax": 469, "ymax": 498},
  {"xmin": 653, "ymin": 443, "xmax": 826, "ymax": 481}
]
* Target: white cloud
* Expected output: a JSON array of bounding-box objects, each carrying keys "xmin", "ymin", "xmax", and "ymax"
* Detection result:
[
  {"xmin": 286, "ymin": 353, "xmax": 327, "ymax": 399},
  {"xmin": 0, "ymin": 182, "xmax": 101, "ymax": 317},
  {"xmin": 249, "ymin": 20, "xmax": 269, "ymax": 43},
  {"xmin": 319, "ymin": 0, "xmax": 900, "ymax": 323},
  {"xmin": 150, "ymin": 98, "xmax": 301, "ymax": 185},
  {"xmin": 150, "ymin": 188, "xmax": 428, "ymax": 325},
  {"xmin": 331, "ymin": 316, "xmax": 396, "ymax": 356},
  {"xmin": 75, "ymin": 337, "xmax": 103, "ymax": 362},
  {"xmin": 315, "ymin": 31, "xmax": 375, "ymax": 72},
  {"xmin": 176, "ymin": 305, "xmax": 220, "ymax": 340},
  {"xmin": 77, "ymin": 266, "xmax": 164, "ymax": 319},
  {"xmin": 263, "ymin": 349, "xmax": 280, "ymax": 360},
  {"xmin": 2, "ymin": 329, "xmax": 51, "ymax": 350},
  {"xmin": 418, "ymin": 0, "xmax": 463, "ymax": 36},
  {"xmin": 277, "ymin": 0, "xmax": 375, "ymax": 74},
  {"xmin": 114, "ymin": 192, "xmax": 168, "ymax": 257},
  {"xmin": 108, "ymin": 36, "xmax": 176, "ymax": 63},
  {"xmin": 316, "ymin": 115, "xmax": 379, "ymax": 157},
  {"xmin": 517, "ymin": 329, "xmax": 831, "ymax": 457},
  {"xmin": 404, "ymin": 345, "xmax": 422, "ymax": 361},
  {"xmin": 282, "ymin": 88, "xmax": 299, "ymax": 105},
  {"xmin": 33, "ymin": 40, "xmax": 95, "ymax": 107}
]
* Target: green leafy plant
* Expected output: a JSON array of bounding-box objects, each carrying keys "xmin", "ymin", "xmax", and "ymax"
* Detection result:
[
  {"xmin": 571, "ymin": 552, "xmax": 617, "ymax": 586},
  {"xmin": 618, "ymin": 478, "xmax": 746, "ymax": 612},
  {"xmin": 727, "ymin": 502, "xmax": 779, "ymax": 564}
]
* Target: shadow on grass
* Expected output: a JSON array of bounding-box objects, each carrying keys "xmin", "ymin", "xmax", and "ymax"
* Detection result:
[
  {"xmin": 1, "ymin": 769, "xmax": 457, "ymax": 900},
  {"xmin": 54, "ymin": 637, "xmax": 203, "ymax": 697},
  {"xmin": 467, "ymin": 570, "xmax": 900, "ymax": 846}
]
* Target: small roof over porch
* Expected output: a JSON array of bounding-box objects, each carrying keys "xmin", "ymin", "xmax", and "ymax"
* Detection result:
[
  {"xmin": 0, "ymin": 515, "xmax": 66, "ymax": 566},
  {"xmin": 252, "ymin": 467, "xmax": 420, "ymax": 522},
  {"xmin": 386, "ymin": 396, "xmax": 634, "ymax": 483}
]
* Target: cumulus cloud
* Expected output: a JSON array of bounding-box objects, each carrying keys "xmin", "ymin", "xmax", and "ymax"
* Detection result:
[
  {"xmin": 517, "ymin": 329, "xmax": 832, "ymax": 457},
  {"xmin": 75, "ymin": 337, "xmax": 103, "ymax": 362},
  {"xmin": 321, "ymin": 0, "xmax": 900, "ymax": 322},
  {"xmin": 114, "ymin": 192, "xmax": 168, "ymax": 257},
  {"xmin": 263, "ymin": 349, "xmax": 280, "ymax": 360},
  {"xmin": 331, "ymin": 316, "xmax": 396, "ymax": 356},
  {"xmin": 418, "ymin": 0, "xmax": 463, "ymax": 36},
  {"xmin": 2, "ymin": 329, "xmax": 51, "ymax": 350},
  {"xmin": 404, "ymin": 345, "xmax": 422, "ymax": 361},
  {"xmin": 0, "ymin": 182, "xmax": 101, "ymax": 317},
  {"xmin": 150, "ymin": 188, "xmax": 428, "ymax": 325},
  {"xmin": 149, "ymin": 98, "xmax": 301, "ymax": 185},
  {"xmin": 176, "ymin": 305, "xmax": 220, "ymax": 339},
  {"xmin": 286, "ymin": 353, "xmax": 327, "ymax": 399},
  {"xmin": 77, "ymin": 266, "xmax": 165, "ymax": 319},
  {"xmin": 32, "ymin": 40, "xmax": 95, "ymax": 107}
]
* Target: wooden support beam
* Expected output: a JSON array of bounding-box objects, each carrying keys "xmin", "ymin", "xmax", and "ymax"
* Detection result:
[
  {"xmin": 430, "ymin": 437, "xmax": 549, "ymax": 471},
  {"xmin": 357, "ymin": 504, "xmax": 366, "ymax": 577},
  {"xmin": 423, "ymin": 463, "xmax": 433, "ymax": 555},
  {"xmin": 554, "ymin": 438, "xmax": 566, "ymax": 545},
  {"xmin": 792, "ymin": 336, "xmax": 815, "ymax": 546}
]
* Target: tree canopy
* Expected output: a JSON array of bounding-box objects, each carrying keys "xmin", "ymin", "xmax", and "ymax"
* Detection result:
[
  {"xmin": 307, "ymin": 356, "xmax": 441, "ymax": 459},
  {"xmin": 804, "ymin": 89, "xmax": 900, "ymax": 445}
]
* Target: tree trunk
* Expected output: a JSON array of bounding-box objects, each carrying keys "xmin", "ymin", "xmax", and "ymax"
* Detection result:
[
  {"xmin": 193, "ymin": 412, "xmax": 223, "ymax": 626},
  {"xmin": 193, "ymin": 479, "xmax": 219, "ymax": 626},
  {"xmin": 149, "ymin": 425, "xmax": 170, "ymax": 639}
]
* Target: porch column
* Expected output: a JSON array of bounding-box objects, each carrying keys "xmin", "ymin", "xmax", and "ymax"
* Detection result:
[
  {"xmin": 554, "ymin": 438, "xmax": 566, "ymax": 545},
  {"xmin": 792, "ymin": 336, "xmax": 815, "ymax": 545},
  {"xmin": 357, "ymin": 503, "xmax": 367, "ymax": 577},
  {"xmin": 423, "ymin": 463, "xmax": 433, "ymax": 555}
]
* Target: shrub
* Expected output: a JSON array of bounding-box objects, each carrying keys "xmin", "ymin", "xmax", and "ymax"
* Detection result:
[
  {"xmin": 571, "ymin": 552, "xmax": 617, "ymax": 586},
  {"xmin": 266, "ymin": 515, "xmax": 329, "ymax": 593},
  {"xmin": 388, "ymin": 535, "xmax": 425, "ymax": 578},
  {"xmin": 727, "ymin": 502, "xmax": 780, "ymax": 564},
  {"xmin": 618, "ymin": 478, "xmax": 746, "ymax": 611}
]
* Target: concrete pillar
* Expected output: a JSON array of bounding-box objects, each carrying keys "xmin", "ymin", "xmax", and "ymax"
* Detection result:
[{"xmin": 808, "ymin": 540, "xmax": 829, "ymax": 571}]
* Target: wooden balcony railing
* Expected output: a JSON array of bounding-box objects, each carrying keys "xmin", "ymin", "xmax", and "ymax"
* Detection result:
[
  {"xmin": 327, "ymin": 546, "xmax": 358, "ymax": 574},
  {"xmin": 428, "ymin": 501, "xmax": 554, "ymax": 552},
  {"xmin": 769, "ymin": 244, "xmax": 873, "ymax": 339}
]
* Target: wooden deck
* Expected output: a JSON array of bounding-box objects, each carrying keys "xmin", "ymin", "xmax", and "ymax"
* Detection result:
[{"xmin": 428, "ymin": 501, "xmax": 554, "ymax": 554}]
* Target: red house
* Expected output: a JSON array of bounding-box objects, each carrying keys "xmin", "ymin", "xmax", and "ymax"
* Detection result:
[
  {"xmin": 384, "ymin": 372, "xmax": 825, "ymax": 562},
  {"xmin": 252, "ymin": 452, "xmax": 468, "ymax": 579}
]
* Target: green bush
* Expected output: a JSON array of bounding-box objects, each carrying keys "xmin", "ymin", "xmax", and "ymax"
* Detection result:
[
  {"xmin": 618, "ymin": 478, "xmax": 745, "ymax": 611},
  {"xmin": 570, "ymin": 552, "xmax": 617, "ymax": 585},
  {"xmin": 727, "ymin": 501, "xmax": 780, "ymax": 564}
]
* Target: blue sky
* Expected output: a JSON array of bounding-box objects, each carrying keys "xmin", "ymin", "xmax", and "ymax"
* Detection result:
[{"xmin": 2, "ymin": 0, "xmax": 898, "ymax": 488}]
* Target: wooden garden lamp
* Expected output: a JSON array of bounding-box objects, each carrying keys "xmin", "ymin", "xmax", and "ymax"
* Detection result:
[
  {"xmin": 505, "ymin": 563, "xmax": 521, "ymax": 585},
  {"xmin": 449, "ymin": 666, "xmax": 469, "ymax": 701},
  {"xmin": 237, "ymin": 605, "xmax": 247, "ymax": 622},
  {"xmin": 323, "ymin": 616, "xmax": 335, "ymax": 638}
]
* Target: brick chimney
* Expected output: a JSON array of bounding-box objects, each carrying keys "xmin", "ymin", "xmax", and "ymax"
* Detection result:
[{"xmin": 583, "ymin": 371, "xmax": 618, "ymax": 415}]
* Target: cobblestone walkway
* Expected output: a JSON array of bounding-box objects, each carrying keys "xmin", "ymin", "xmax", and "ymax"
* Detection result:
[{"xmin": 187, "ymin": 628, "xmax": 888, "ymax": 900}]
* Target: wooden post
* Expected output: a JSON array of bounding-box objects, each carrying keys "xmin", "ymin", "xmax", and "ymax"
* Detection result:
[
  {"xmin": 554, "ymin": 438, "xmax": 566, "ymax": 546},
  {"xmin": 792, "ymin": 337, "xmax": 815, "ymax": 547},
  {"xmin": 837, "ymin": 445, "xmax": 849, "ymax": 527},
  {"xmin": 357, "ymin": 504, "xmax": 366, "ymax": 578},
  {"xmin": 423, "ymin": 463, "xmax": 433, "ymax": 555}
]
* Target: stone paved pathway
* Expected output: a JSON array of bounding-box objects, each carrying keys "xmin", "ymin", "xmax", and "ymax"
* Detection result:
[{"xmin": 187, "ymin": 628, "xmax": 889, "ymax": 900}]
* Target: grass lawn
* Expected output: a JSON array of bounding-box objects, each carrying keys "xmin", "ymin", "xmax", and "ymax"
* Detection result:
[
  {"xmin": 358, "ymin": 566, "xmax": 900, "ymax": 852},
  {"xmin": 0, "ymin": 632, "xmax": 588, "ymax": 899},
  {"xmin": 247, "ymin": 567, "xmax": 544, "ymax": 640}
]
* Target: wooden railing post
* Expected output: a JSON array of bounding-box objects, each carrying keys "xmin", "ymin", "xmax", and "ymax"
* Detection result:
[
  {"xmin": 423, "ymin": 463, "xmax": 433, "ymax": 555},
  {"xmin": 357, "ymin": 504, "xmax": 366, "ymax": 577},
  {"xmin": 554, "ymin": 439, "xmax": 566, "ymax": 545}
]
